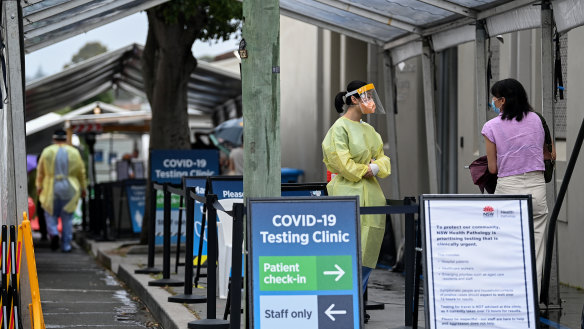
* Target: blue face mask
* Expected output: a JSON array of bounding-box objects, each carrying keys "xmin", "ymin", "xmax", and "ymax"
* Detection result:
[{"xmin": 491, "ymin": 99, "xmax": 501, "ymax": 114}]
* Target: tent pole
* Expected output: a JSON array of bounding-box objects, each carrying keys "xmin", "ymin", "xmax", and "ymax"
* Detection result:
[
  {"xmin": 540, "ymin": 0, "xmax": 561, "ymax": 307},
  {"xmin": 475, "ymin": 20, "xmax": 488, "ymax": 156},
  {"xmin": 421, "ymin": 40, "xmax": 439, "ymax": 193}
]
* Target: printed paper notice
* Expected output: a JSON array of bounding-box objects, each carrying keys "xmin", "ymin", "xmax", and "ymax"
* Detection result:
[{"xmin": 423, "ymin": 198, "xmax": 537, "ymax": 329}]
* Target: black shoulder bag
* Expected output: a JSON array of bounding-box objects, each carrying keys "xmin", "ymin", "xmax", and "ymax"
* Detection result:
[{"xmin": 533, "ymin": 111, "xmax": 555, "ymax": 183}]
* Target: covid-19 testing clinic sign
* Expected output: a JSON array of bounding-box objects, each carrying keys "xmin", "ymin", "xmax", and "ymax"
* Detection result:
[
  {"xmin": 150, "ymin": 150, "xmax": 219, "ymax": 244},
  {"xmin": 248, "ymin": 197, "xmax": 363, "ymax": 329},
  {"xmin": 421, "ymin": 195, "xmax": 539, "ymax": 329}
]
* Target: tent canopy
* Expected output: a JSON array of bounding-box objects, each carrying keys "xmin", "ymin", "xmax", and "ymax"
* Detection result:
[
  {"xmin": 22, "ymin": 0, "xmax": 170, "ymax": 53},
  {"xmin": 280, "ymin": 0, "xmax": 584, "ymax": 57},
  {"xmin": 25, "ymin": 44, "xmax": 242, "ymax": 122}
]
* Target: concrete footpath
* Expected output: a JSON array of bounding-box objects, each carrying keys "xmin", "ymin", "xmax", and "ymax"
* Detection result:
[
  {"xmin": 33, "ymin": 232, "xmax": 584, "ymax": 329},
  {"xmin": 75, "ymin": 234, "xmax": 424, "ymax": 329}
]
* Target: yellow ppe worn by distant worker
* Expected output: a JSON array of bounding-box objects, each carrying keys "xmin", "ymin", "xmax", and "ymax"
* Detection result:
[
  {"xmin": 36, "ymin": 144, "xmax": 87, "ymax": 216},
  {"xmin": 322, "ymin": 116, "xmax": 391, "ymax": 268}
]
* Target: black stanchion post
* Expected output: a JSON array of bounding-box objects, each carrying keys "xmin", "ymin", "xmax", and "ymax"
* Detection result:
[
  {"xmin": 410, "ymin": 197, "xmax": 421, "ymax": 329},
  {"xmin": 175, "ymin": 195, "xmax": 184, "ymax": 274},
  {"xmin": 135, "ymin": 181, "xmax": 161, "ymax": 274},
  {"xmin": 169, "ymin": 187, "xmax": 206, "ymax": 304},
  {"xmin": 194, "ymin": 204, "xmax": 208, "ymax": 287},
  {"xmin": 149, "ymin": 184, "xmax": 184, "ymax": 287},
  {"xmin": 229, "ymin": 203, "xmax": 244, "ymax": 329},
  {"xmin": 188, "ymin": 193, "xmax": 229, "ymax": 328},
  {"xmin": 404, "ymin": 197, "xmax": 415, "ymax": 328}
]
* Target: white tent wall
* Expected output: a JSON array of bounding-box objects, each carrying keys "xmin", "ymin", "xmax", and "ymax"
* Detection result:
[
  {"xmin": 561, "ymin": 25, "xmax": 584, "ymax": 289},
  {"xmin": 280, "ymin": 16, "xmax": 320, "ymax": 182}
]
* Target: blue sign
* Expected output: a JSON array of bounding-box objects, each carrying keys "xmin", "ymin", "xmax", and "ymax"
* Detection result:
[
  {"xmin": 151, "ymin": 150, "xmax": 218, "ymax": 244},
  {"xmin": 210, "ymin": 177, "xmax": 243, "ymax": 200},
  {"xmin": 150, "ymin": 149, "xmax": 219, "ymax": 184},
  {"xmin": 248, "ymin": 197, "xmax": 362, "ymax": 329},
  {"xmin": 125, "ymin": 180, "xmax": 146, "ymax": 233}
]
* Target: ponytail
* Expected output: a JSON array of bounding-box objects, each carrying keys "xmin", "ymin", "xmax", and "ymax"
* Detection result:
[{"xmin": 334, "ymin": 92, "xmax": 347, "ymax": 113}]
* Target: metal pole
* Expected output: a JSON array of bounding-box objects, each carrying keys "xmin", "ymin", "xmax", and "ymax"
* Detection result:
[
  {"xmin": 174, "ymin": 195, "xmax": 184, "ymax": 274},
  {"xmin": 539, "ymin": 0, "xmax": 560, "ymax": 306},
  {"xmin": 229, "ymin": 203, "xmax": 245, "ymax": 329},
  {"xmin": 421, "ymin": 40, "xmax": 439, "ymax": 193},
  {"xmin": 135, "ymin": 181, "xmax": 161, "ymax": 274},
  {"xmin": 189, "ymin": 194, "xmax": 229, "ymax": 328},
  {"xmin": 168, "ymin": 187, "xmax": 206, "ymax": 304},
  {"xmin": 149, "ymin": 184, "xmax": 183, "ymax": 287},
  {"xmin": 475, "ymin": 20, "xmax": 488, "ymax": 155},
  {"xmin": 404, "ymin": 197, "xmax": 416, "ymax": 327},
  {"xmin": 541, "ymin": 117, "xmax": 584, "ymax": 305}
]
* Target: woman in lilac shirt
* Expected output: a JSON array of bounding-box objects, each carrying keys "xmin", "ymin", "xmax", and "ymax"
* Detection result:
[{"xmin": 481, "ymin": 78, "xmax": 551, "ymax": 295}]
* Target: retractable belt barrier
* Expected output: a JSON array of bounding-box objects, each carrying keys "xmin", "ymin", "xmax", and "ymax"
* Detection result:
[{"xmin": 136, "ymin": 177, "xmax": 421, "ymax": 329}]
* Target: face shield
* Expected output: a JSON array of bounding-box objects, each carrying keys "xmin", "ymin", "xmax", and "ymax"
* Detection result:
[{"xmin": 346, "ymin": 83, "xmax": 386, "ymax": 115}]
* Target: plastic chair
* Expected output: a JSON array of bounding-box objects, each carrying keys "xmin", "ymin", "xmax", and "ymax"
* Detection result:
[{"xmin": 214, "ymin": 198, "xmax": 243, "ymax": 299}]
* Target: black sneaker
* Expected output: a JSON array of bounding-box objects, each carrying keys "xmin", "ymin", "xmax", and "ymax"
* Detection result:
[
  {"xmin": 50, "ymin": 235, "xmax": 60, "ymax": 251},
  {"xmin": 364, "ymin": 312, "xmax": 370, "ymax": 323}
]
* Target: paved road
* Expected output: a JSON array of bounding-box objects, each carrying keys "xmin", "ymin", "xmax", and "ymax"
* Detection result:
[{"xmin": 35, "ymin": 239, "xmax": 159, "ymax": 328}]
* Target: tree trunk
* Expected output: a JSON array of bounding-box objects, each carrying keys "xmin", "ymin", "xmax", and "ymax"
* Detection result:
[{"xmin": 139, "ymin": 8, "xmax": 197, "ymax": 244}]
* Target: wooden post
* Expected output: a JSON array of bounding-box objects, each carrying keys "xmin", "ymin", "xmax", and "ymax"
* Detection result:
[{"xmin": 241, "ymin": 0, "xmax": 281, "ymax": 199}]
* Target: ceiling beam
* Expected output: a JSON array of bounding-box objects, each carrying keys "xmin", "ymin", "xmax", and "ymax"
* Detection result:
[
  {"xmin": 24, "ymin": 0, "xmax": 170, "ymax": 52},
  {"xmin": 477, "ymin": 0, "xmax": 538, "ymax": 20},
  {"xmin": 417, "ymin": 0, "xmax": 476, "ymax": 18},
  {"xmin": 23, "ymin": 0, "xmax": 95, "ymax": 26},
  {"xmin": 315, "ymin": 0, "xmax": 421, "ymax": 33},
  {"xmin": 280, "ymin": 7, "xmax": 383, "ymax": 46}
]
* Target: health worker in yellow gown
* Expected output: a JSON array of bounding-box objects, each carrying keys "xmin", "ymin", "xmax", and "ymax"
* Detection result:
[{"xmin": 322, "ymin": 80, "xmax": 391, "ymax": 295}]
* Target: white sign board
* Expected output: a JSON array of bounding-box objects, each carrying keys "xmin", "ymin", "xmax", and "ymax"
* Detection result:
[{"xmin": 421, "ymin": 195, "xmax": 539, "ymax": 329}]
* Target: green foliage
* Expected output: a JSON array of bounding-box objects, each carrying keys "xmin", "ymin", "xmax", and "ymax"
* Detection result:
[
  {"xmin": 157, "ymin": 0, "xmax": 242, "ymax": 42},
  {"xmin": 64, "ymin": 42, "xmax": 109, "ymax": 69}
]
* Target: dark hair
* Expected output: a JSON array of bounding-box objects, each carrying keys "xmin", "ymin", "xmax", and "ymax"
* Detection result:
[
  {"xmin": 53, "ymin": 128, "xmax": 67, "ymax": 141},
  {"xmin": 334, "ymin": 80, "xmax": 367, "ymax": 113},
  {"xmin": 490, "ymin": 78, "xmax": 532, "ymax": 121}
]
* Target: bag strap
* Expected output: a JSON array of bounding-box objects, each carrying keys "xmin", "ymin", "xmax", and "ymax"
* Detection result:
[{"xmin": 532, "ymin": 111, "xmax": 553, "ymax": 152}]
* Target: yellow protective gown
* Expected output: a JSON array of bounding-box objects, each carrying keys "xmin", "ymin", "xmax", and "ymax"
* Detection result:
[
  {"xmin": 322, "ymin": 116, "xmax": 391, "ymax": 268},
  {"xmin": 36, "ymin": 144, "xmax": 87, "ymax": 216}
]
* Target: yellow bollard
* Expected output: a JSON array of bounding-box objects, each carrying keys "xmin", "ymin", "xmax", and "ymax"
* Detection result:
[{"xmin": 20, "ymin": 212, "xmax": 45, "ymax": 329}]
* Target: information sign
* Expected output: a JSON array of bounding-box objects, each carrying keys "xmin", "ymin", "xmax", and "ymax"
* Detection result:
[
  {"xmin": 421, "ymin": 195, "xmax": 538, "ymax": 329},
  {"xmin": 150, "ymin": 150, "xmax": 219, "ymax": 245},
  {"xmin": 125, "ymin": 180, "xmax": 146, "ymax": 233},
  {"xmin": 248, "ymin": 197, "xmax": 363, "ymax": 329},
  {"xmin": 150, "ymin": 149, "xmax": 219, "ymax": 183}
]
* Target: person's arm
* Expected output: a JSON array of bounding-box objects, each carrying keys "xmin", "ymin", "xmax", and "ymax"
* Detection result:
[
  {"xmin": 323, "ymin": 127, "xmax": 368, "ymax": 182},
  {"xmin": 370, "ymin": 134, "xmax": 391, "ymax": 178},
  {"xmin": 72, "ymin": 148, "xmax": 87, "ymax": 198},
  {"xmin": 35, "ymin": 153, "xmax": 46, "ymax": 195},
  {"xmin": 484, "ymin": 136, "xmax": 498, "ymax": 174}
]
